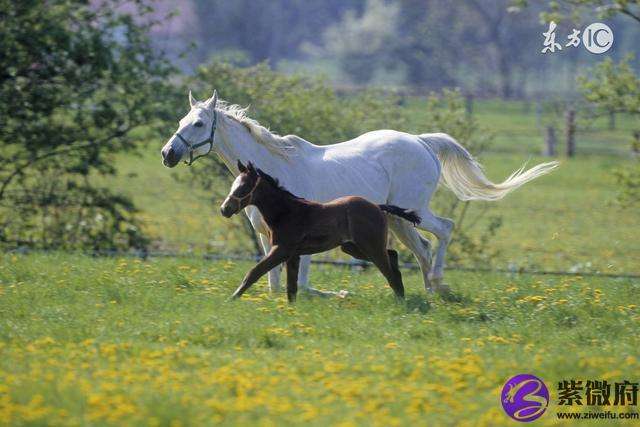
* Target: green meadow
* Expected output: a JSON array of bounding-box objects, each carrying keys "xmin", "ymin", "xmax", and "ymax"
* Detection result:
[{"xmin": 0, "ymin": 253, "xmax": 638, "ymax": 425}]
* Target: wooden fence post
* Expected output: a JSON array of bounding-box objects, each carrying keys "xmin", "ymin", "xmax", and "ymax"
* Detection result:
[
  {"xmin": 544, "ymin": 125, "xmax": 557, "ymax": 156},
  {"xmin": 609, "ymin": 110, "xmax": 616, "ymax": 130},
  {"xmin": 465, "ymin": 93, "xmax": 474, "ymax": 116},
  {"xmin": 633, "ymin": 131, "xmax": 640, "ymax": 158},
  {"xmin": 565, "ymin": 108, "xmax": 576, "ymax": 157}
]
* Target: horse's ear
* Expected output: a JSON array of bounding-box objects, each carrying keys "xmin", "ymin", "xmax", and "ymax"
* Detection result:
[
  {"xmin": 188, "ymin": 90, "xmax": 196, "ymax": 108},
  {"xmin": 247, "ymin": 162, "xmax": 257, "ymax": 176},
  {"xmin": 204, "ymin": 90, "xmax": 218, "ymax": 111},
  {"xmin": 237, "ymin": 160, "xmax": 246, "ymax": 173}
]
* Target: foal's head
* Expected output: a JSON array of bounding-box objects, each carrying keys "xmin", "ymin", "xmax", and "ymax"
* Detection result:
[{"xmin": 220, "ymin": 161, "xmax": 263, "ymax": 218}]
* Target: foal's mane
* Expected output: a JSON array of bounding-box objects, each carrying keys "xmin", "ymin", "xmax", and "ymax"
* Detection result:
[
  {"xmin": 253, "ymin": 167, "xmax": 304, "ymax": 201},
  {"xmin": 204, "ymin": 100, "xmax": 309, "ymax": 158}
]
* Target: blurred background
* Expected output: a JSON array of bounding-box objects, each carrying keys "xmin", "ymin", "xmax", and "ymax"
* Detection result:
[
  {"xmin": 1, "ymin": 0, "xmax": 639, "ymax": 276},
  {"xmin": 153, "ymin": 0, "xmax": 640, "ymax": 97}
]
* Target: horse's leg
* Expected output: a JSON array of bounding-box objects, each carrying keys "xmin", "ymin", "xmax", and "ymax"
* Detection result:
[
  {"xmin": 231, "ymin": 246, "xmax": 289, "ymax": 299},
  {"xmin": 387, "ymin": 216, "xmax": 434, "ymax": 293},
  {"xmin": 414, "ymin": 208, "xmax": 454, "ymax": 295},
  {"xmin": 299, "ymin": 254, "xmax": 349, "ymax": 299},
  {"xmin": 286, "ymin": 255, "xmax": 300, "ymax": 303}
]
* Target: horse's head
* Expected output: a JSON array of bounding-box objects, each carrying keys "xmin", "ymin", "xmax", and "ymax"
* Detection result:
[
  {"xmin": 220, "ymin": 161, "xmax": 261, "ymax": 218},
  {"xmin": 161, "ymin": 91, "xmax": 219, "ymax": 167}
]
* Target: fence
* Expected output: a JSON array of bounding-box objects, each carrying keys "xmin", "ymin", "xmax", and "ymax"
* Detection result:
[{"xmin": 6, "ymin": 247, "xmax": 639, "ymax": 280}]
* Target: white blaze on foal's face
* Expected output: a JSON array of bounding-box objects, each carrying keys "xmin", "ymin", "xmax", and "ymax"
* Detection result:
[{"xmin": 220, "ymin": 174, "xmax": 250, "ymax": 217}]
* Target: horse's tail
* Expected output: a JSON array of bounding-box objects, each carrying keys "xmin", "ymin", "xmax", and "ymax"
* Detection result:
[
  {"xmin": 417, "ymin": 133, "xmax": 559, "ymax": 201},
  {"xmin": 379, "ymin": 204, "xmax": 421, "ymax": 225}
]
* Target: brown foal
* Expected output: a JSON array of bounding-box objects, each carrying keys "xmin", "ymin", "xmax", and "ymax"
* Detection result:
[{"xmin": 220, "ymin": 161, "xmax": 421, "ymax": 302}]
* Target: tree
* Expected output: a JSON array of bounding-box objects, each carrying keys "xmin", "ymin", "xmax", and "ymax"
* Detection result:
[
  {"xmin": 0, "ymin": 0, "xmax": 177, "ymax": 249},
  {"xmin": 318, "ymin": 0, "xmax": 540, "ymax": 95},
  {"xmin": 190, "ymin": 0, "xmax": 363, "ymax": 66},
  {"xmin": 321, "ymin": 0, "xmax": 400, "ymax": 84}
]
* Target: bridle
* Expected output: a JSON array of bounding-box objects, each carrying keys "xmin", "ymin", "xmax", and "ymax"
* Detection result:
[
  {"xmin": 173, "ymin": 109, "xmax": 217, "ymax": 166},
  {"xmin": 228, "ymin": 177, "xmax": 261, "ymax": 210}
]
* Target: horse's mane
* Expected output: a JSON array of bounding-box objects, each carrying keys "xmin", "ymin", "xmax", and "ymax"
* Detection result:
[{"xmin": 209, "ymin": 100, "xmax": 307, "ymax": 158}]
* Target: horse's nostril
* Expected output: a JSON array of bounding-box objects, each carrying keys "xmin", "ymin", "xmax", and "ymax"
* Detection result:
[{"xmin": 167, "ymin": 148, "xmax": 175, "ymax": 158}]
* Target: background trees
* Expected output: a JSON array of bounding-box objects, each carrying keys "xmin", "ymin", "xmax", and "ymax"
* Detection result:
[{"xmin": 0, "ymin": 0, "xmax": 177, "ymax": 249}]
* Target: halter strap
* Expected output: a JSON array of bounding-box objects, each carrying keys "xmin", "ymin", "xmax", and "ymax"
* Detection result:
[
  {"xmin": 174, "ymin": 110, "xmax": 217, "ymax": 166},
  {"xmin": 229, "ymin": 177, "xmax": 261, "ymax": 207}
]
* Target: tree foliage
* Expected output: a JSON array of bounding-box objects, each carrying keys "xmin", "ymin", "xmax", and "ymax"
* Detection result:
[
  {"xmin": 0, "ymin": 0, "xmax": 176, "ymax": 249},
  {"xmin": 580, "ymin": 57, "xmax": 640, "ymax": 208},
  {"xmin": 579, "ymin": 55, "xmax": 640, "ymax": 114},
  {"xmin": 522, "ymin": 0, "xmax": 640, "ymax": 23}
]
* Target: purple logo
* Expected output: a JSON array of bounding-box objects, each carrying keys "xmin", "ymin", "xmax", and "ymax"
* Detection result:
[{"xmin": 501, "ymin": 374, "xmax": 549, "ymax": 422}]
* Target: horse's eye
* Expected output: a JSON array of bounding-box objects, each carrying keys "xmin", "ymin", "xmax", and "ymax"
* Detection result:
[{"xmin": 194, "ymin": 121, "xmax": 203, "ymax": 128}]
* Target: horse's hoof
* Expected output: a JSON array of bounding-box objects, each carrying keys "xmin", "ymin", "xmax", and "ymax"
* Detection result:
[
  {"xmin": 435, "ymin": 284, "xmax": 452, "ymax": 295},
  {"xmin": 300, "ymin": 287, "xmax": 348, "ymax": 298},
  {"xmin": 429, "ymin": 277, "xmax": 452, "ymax": 296}
]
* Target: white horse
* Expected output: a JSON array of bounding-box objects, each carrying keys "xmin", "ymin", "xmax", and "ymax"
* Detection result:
[{"xmin": 161, "ymin": 91, "xmax": 558, "ymax": 295}]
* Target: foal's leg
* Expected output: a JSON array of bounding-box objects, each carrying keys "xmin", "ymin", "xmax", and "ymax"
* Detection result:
[
  {"xmin": 387, "ymin": 216, "xmax": 434, "ymax": 292},
  {"xmin": 352, "ymin": 239, "xmax": 405, "ymax": 300},
  {"xmin": 340, "ymin": 242, "xmax": 368, "ymax": 260},
  {"xmin": 371, "ymin": 250, "xmax": 405, "ymax": 299},
  {"xmin": 231, "ymin": 246, "xmax": 289, "ymax": 299},
  {"xmin": 286, "ymin": 256, "xmax": 300, "ymax": 303},
  {"xmin": 258, "ymin": 233, "xmax": 282, "ymax": 293},
  {"xmin": 342, "ymin": 242, "xmax": 404, "ymax": 298},
  {"xmin": 246, "ymin": 206, "xmax": 282, "ymax": 293},
  {"xmin": 387, "ymin": 249, "xmax": 401, "ymax": 278}
]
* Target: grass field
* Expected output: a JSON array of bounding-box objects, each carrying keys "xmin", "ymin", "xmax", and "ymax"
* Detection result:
[{"xmin": 1, "ymin": 253, "xmax": 639, "ymax": 425}]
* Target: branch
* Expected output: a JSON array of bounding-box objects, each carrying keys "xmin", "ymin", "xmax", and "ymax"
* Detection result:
[
  {"xmin": 0, "ymin": 127, "xmax": 132, "ymax": 200},
  {"xmin": 620, "ymin": 7, "xmax": 640, "ymax": 23}
]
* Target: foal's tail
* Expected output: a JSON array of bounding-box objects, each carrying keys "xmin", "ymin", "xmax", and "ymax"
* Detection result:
[
  {"xmin": 379, "ymin": 204, "xmax": 421, "ymax": 226},
  {"xmin": 418, "ymin": 133, "xmax": 559, "ymax": 201}
]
